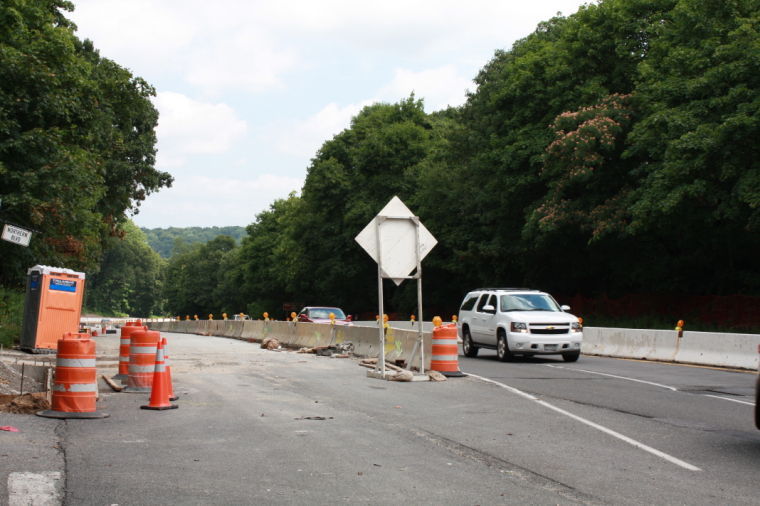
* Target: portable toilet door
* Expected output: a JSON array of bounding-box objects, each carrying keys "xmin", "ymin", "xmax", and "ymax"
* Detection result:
[{"xmin": 21, "ymin": 265, "xmax": 86, "ymax": 352}]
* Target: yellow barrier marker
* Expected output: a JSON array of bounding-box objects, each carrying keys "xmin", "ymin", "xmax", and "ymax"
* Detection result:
[{"xmin": 675, "ymin": 319, "xmax": 684, "ymax": 338}]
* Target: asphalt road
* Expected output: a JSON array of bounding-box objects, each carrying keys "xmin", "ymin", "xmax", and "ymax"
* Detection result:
[{"xmin": 2, "ymin": 332, "xmax": 759, "ymax": 505}]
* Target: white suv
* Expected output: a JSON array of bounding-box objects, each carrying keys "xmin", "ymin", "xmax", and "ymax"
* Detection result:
[{"xmin": 457, "ymin": 288, "xmax": 583, "ymax": 362}]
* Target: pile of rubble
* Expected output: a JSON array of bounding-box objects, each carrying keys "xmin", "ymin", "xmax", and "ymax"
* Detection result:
[
  {"xmin": 256, "ymin": 339, "xmax": 446, "ymax": 382},
  {"xmin": 358, "ymin": 358, "xmax": 446, "ymax": 382}
]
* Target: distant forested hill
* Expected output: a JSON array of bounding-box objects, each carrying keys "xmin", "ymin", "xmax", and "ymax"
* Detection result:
[{"xmin": 141, "ymin": 226, "xmax": 246, "ymax": 258}]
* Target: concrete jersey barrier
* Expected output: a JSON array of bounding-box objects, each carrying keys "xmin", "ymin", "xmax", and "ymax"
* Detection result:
[
  {"xmin": 134, "ymin": 320, "xmax": 758, "ymax": 371},
  {"xmin": 145, "ymin": 320, "xmax": 433, "ymax": 370},
  {"xmin": 582, "ymin": 327, "xmax": 760, "ymax": 370}
]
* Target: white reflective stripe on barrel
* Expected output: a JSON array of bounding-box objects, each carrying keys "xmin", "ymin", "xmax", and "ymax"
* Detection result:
[
  {"xmin": 56, "ymin": 358, "xmax": 97, "ymax": 368},
  {"xmin": 53, "ymin": 383, "xmax": 98, "ymax": 392},
  {"xmin": 432, "ymin": 339, "xmax": 459, "ymax": 345},
  {"xmin": 120, "ymin": 339, "xmax": 130, "ymax": 345},
  {"xmin": 119, "ymin": 357, "xmax": 130, "ymax": 363},
  {"xmin": 129, "ymin": 365, "xmax": 155, "ymax": 373},
  {"xmin": 130, "ymin": 346, "xmax": 157, "ymax": 354},
  {"xmin": 431, "ymin": 354, "xmax": 459, "ymax": 361}
]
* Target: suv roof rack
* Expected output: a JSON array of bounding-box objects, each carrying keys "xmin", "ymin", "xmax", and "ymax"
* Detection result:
[{"xmin": 472, "ymin": 288, "xmax": 538, "ymax": 292}]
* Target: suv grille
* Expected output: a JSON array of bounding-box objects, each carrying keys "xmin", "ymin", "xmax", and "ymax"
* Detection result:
[
  {"xmin": 531, "ymin": 328, "xmax": 569, "ymax": 335},
  {"xmin": 529, "ymin": 323, "xmax": 570, "ymax": 335}
]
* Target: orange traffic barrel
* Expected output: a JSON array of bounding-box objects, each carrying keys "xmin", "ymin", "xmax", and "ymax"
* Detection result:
[
  {"xmin": 114, "ymin": 322, "xmax": 144, "ymax": 382},
  {"xmin": 37, "ymin": 332, "xmax": 109, "ymax": 419},
  {"xmin": 123, "ymin": 329, "xmax": 160, "ymax": 393},
  {"xmin": 431, "ymin": 323, "xmax": 465, "ymax": 377}
]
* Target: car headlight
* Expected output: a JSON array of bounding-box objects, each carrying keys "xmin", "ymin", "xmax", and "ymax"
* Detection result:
[
  {"xmin": 510, "ymin": 322, "xmax": 528, "ymax": 333},
  {"xmin": 571, "ymin": 322, "xmax": 582, "ymax": 331}
]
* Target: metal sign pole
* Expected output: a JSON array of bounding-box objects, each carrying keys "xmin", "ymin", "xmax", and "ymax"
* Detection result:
[
  {"xmin": 414, "ymin": 217, "xmax": 424, "ymax": 374},
  {"xmin": 376, "ymin": 217, "xmax": 386, "ymax": 376}
]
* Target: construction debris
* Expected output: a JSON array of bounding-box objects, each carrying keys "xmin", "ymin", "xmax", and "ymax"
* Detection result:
[
  {"xmin": 0, "ymin": 392, "xmax": 50, "ymax": 414},
  {"xmin": 297, "ymin": 342, "xmax": 355, "ymax": 357},
  {"xmin": 101, "ymin": 374, "xmax": 124, "ymax": 392},
  {"xmin": 388, "ymin": 370, "xmax": 414, "ymax": 382},
  {"xmin": 261, "ymin": 338, "xmax": 281, "ymax": 350},
  {"xmin": 428, "ymin": 371, "xmax": 447, "ymax": 382}
]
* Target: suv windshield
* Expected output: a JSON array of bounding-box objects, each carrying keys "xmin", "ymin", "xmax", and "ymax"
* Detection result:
[
  {"xmin": 500, "ymin": 293, "xmax": 561, "ymax": 312},
  {"xmin": 309, "ymin": 308, "xmax": 346, "ymax": 319}
]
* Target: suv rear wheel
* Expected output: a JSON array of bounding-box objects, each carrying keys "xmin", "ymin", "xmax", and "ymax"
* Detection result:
[
  {"xmin": 462, "ymin": 327, "xmax": 479, "ymax": 358},
  {"xmin": 496, "ymin": 330, "xmax": 514, "ymax": 362},
  {"xmin": 562, "ymin": 350, "xmax": 580, "ymax": 362}
]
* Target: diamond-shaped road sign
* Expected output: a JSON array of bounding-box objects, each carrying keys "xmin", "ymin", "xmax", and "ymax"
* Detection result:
[{"xmin": 355, "ymin": 196, "xmax": 437, "ymax": 285}]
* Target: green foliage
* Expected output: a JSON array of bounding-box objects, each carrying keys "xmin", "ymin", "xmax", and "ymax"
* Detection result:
[
  {"xmin": 85, "ymin": 221, "xmax": 166, "ymax": 316},
  {"xmin": 154, "ymin": 0, "xmax": 758, "ymax": 328},
  {"xmin": 0, "ymin": 0, "xmax": 171, "ymax": 286},
  {"xmin": 163, "ymin": 235, "xmax": 237, "ymax": 316},
  {"xmin": 141, "ymin": 226, "xmax": 246, "ymax": 258},
  {"xmin": 0, "ymin": 286, "xmax": 24, "ymax": 347}
]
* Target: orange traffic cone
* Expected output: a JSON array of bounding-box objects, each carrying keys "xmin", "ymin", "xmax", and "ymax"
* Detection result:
[
  {"xmin": 162, "ymin": 337, "xmax": 178, "ymax": 401},
  {"xmin": 141, "ymin": 339, "xmax": 178, "ymax": 411}
]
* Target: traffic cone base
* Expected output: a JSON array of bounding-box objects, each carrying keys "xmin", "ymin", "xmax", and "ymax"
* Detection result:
[
  {"xmin": 140, "ymin": 403, "xmax": 177, "ymax": 411},
  {"xmin": 37, "ymin": 409, "xmax": 109, "ymax": 419}
]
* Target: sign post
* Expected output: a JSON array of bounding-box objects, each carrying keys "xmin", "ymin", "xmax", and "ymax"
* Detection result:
[{"xmin": 355, "ymin": 196, "xmax": 437, "ymax": 378}]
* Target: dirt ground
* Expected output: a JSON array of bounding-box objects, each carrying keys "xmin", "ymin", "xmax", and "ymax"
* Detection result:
[{"xmin": 0, "ymin": 350, "xmax": 52, "ymax": 395}]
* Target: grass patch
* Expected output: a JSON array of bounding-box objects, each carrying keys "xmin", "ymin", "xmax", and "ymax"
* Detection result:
[{"xmin": 0, "ymin": 286, "xmax": 24, "ymax": 347}]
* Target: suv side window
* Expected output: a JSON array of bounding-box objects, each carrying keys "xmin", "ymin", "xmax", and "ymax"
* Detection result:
[
  {"xmin": 460, "ymin": 295, "xmax": 478, "ymax": 311},
  {"xmin": 476, "ymin": 293, "xmax": 491, "ymax": 313}
]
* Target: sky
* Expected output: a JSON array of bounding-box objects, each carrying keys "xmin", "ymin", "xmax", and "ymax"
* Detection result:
[{"xmin": 68, "ymin": 0, "xmax": 591, "ymax": 229}]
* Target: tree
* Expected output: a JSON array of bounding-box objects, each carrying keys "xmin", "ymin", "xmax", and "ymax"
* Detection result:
[
  {"xmin": 86, "ymin": 221, "xmax": 166, "ymax": 316},
  {"xmin": 163, "ymin": 235, "xmax": 236, "ymax": 316},
  {"xmin": 0, "ymin": 0, "xmax": 171, "ymax": 285}
]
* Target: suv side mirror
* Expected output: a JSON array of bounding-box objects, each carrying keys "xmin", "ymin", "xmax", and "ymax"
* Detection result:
[
  {"xmin": 483, "ymin": 304, "xmax": 496, "ymax": 313},
  {"xmin": 561, "ymin": 305, "xmax": 571, "ymax": 311}
]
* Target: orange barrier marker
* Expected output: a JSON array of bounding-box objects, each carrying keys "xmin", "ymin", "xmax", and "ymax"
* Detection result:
[
  {"xmin": 37, "ymin": 332, "xmax": 109, "ymax": 419},
  {"xmin": 162, "ymin": 337, "xmax": 178, "ymax": 401},
  {"xmin": 123, "ymin": 329, "xmax": 160, "ymax": 393},
  {"xmin": 114, "ymin": 321, "xmax": 143, "ymax": 382},
  {"xmin": 141, "ymin": 339, "xmax": 178, "ymax": 411},
  {"xmin": 431, "ymin": 323, "xmax": 465, "ymax": 377}
]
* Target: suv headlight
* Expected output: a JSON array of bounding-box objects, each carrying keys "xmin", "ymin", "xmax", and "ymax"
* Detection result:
[
  {"xmin": 510, "ymin": 322, "xmax": 528, "ymax": 333},
  {"xmin": 571, "ymin": 322, "xmax": 582, "ymax": 331}
]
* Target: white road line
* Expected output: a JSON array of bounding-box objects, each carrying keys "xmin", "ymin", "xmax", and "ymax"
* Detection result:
[
  {"xmin": 8, "ymin": 472, "xmax": 63, "ymax": 506},
  {"xmin": 702, "ymin": 394, "xmax": 755, "ymax": 406},
  {"xmin": 466, "ymin": 373, "xmax": 702, "ymax": 472},
  {"xmin": 544, "ymin": 364, "xmax": 678, "ymax": 391},
  {"xmin": 546, "ymin": 364, "xmax": 756, "ymax": 407}
]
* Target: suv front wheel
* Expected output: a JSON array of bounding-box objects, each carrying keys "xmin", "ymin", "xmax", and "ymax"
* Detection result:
[
  {"xmin": 497, "ymin": 331, "xmax": 514, "ymax": 362},
  {"xmin": 562, "ymin": 350, "xmax": 581, "ymax": 362},
  {"xmin": 462, "ymin": 327, "xmax": 479, "ymax": 358}
]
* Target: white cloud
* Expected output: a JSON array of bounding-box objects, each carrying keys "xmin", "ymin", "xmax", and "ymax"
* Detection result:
[
  {"xmin": 378, "ymin": 66, "xmax": 472, "ymax": 111},
  {"xmin": 153, "ymin": 92, "xmax": 248, "ymax": 169},
  {"xmin": 269, "ymin": 101, "xmax": 372, "ymax": 158},
  {"xmin": 269, "ymin": 64, "xmax": 470, "ymax": 160},
  {"xmin": 132, "ymin": 174, "xmax": 303, "ymax": 228}
]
